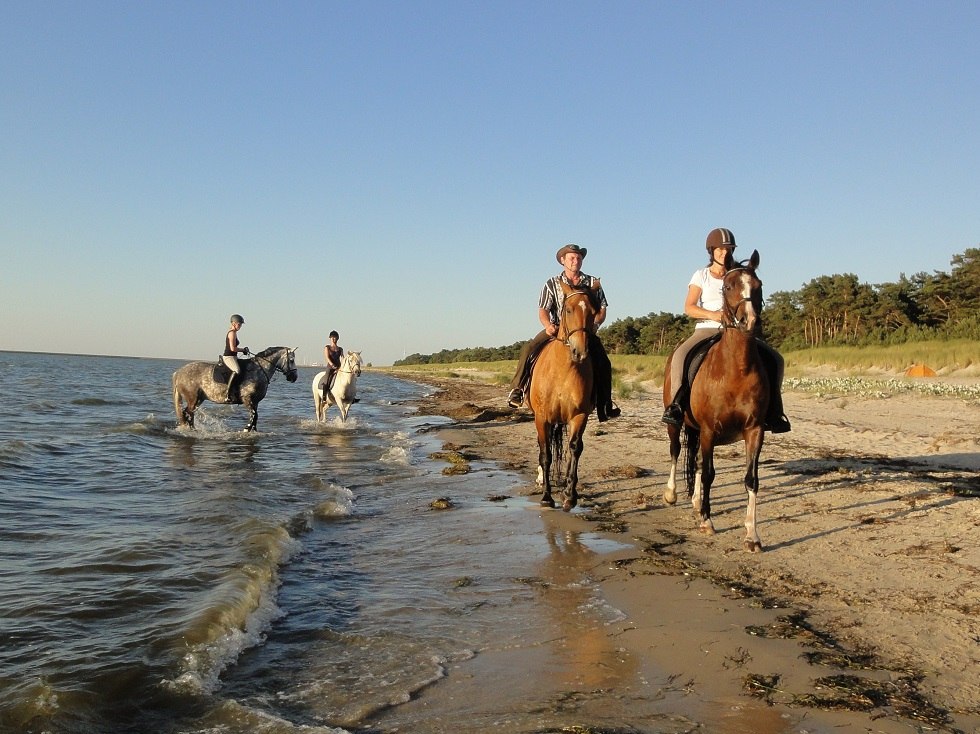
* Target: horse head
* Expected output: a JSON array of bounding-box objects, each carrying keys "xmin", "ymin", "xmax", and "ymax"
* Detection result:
[
  {"xmin": 557, "ymin": 280, "xmax": 598, "ymax": 364},
  {"xmin": 272, "ymin": 347, "xmax": 298, "ymax": 382},
  {"xmin": 346, "ymin": 351, "xmax": 363, "ymax": 376},
  {"xmin": 722, "ymin": 250, "xmax": 763, "ymax": 334}
]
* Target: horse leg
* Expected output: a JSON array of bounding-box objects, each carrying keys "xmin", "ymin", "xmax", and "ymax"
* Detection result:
[
  {"xmin": 536, "ymin": 419, "xmax": 555, "ymax": 508},
  {"xmin": 244, "ymin": 401, "xmax": 258, "ymax": 432},
  {"xmin": 184, "ymin": 393, "xmax": 199, "ymax": 429},
  {"xmin": 696, "ymin": 437, "xmax": 717, "ymax": 535},
  {"xmin": 664, "ymin": 423, "xmax": 681, "ymax": 505},
  {"xmin": 562, "ymin": 416, "xmax": 588, "ymax": 512},
  {"xmin": 743, "ymin": 429, "xmax": 765, "ymax": 552}
]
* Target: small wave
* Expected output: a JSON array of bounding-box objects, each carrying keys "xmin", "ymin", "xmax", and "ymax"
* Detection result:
[
  {"xmin": 163, "ymin": 527, "xmax": 300, "ymax": 696},
  {"xmin": 182, "ymin": 698, "xmax": 353, "ymax": 733},
  {"xmin": 0, "ymin": 439, "xmax": 30, "ymax": 470},
  {"xmin": 71, "ymin": 397, "xmax": 119, "ymax": 406},
  {"xmin": 314, "ymin": 484, "xmax": 355, "ymax": 519},
  {"xmin": 379, "ymin": 430, "xmax": 419, "ymax": 466},
  {"xmin": 380, "ymin": 446, "xmax": 411, "ymax": 465},
  {"xmin": 110, "ymin": 414, "xmax": 171, "ymax": 436},
  {"xmin": 1, "ymin": 678, "xmax": 61, "ymax": 730}
]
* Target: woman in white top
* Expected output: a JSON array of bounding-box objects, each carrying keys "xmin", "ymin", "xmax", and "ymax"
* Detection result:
[{"xmin": 661, "ymin": 228, "xmax": 790, "ymax": 433}]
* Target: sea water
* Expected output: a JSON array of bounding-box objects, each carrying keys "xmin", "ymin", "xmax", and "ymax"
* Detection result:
[{"xmin": 0, "ymin": 351, "xmax": 635, "ymax": 734}]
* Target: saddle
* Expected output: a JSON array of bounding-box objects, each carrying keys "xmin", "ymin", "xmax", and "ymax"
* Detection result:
[
  {"xmin": 522, "ymin": 334, "xmax": 605, "ymax": 403},
  {"xmin": 678, "ymin": 334, "xmax": 778, "ymax": 406},
  {"xmin": 213, "ymin": 359, "xmax": 232, "ymax": 382},
  {"xmin": 213, "ymin": 356, "xmax": 252, "ymax": 400},
  {"xmin": 682, "ymin": 334, "xmax": 722, "ymax": 388}
]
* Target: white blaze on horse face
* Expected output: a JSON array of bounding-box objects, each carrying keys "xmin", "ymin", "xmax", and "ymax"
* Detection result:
[{"xmin": 736, "ymin": 272, "xmax": 758, "ymax": 331}]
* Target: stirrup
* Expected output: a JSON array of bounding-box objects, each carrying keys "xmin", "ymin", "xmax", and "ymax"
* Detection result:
[
  {"xmin": 606, "ymin": 401, "xmax": 621, "ymax": 419},
  {"xmin": 507, "ymin": 388, "xmax": 524, "ymax": 408}
]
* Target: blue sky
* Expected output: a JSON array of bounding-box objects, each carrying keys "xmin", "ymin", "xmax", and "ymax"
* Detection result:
[{"xmin": 2, "ymin": 1, "xmax": 977, "ymax": 366}]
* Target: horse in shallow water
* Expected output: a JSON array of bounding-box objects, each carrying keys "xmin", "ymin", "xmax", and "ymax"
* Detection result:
[
  {"xmin": 172, "ymin": 346, "xmax": 298, "ymax": 432},
  {"xmin": 529, "ymin": 280, "xmax": 598, "ymax": 512},
  {"xmin": 662, "ymin": 250, "xmax": 769, "ymax": 552},
  {"xmin": 313, "ymin": 350, "xmax": 362, "ymax": 422}
]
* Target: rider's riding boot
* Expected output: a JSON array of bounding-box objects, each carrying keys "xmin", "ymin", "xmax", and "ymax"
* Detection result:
[
  {"xmin": 661, "ymin": 402, "xmax": 683, "ymax": 426},
  {"xmin": 765, "ymin": 391, "xmax": 791, "ymax": 433},
  {"xmin": 597, "ymin": 400, "xmax": 620, "ymax": 423},
  {"xmin": 225, "ymin": 373, "xmax": 239, "ymax": 403},
  {"xmin": 507, "ymin": 388, "xmax": 524, "ymax": 409},
  {"xmin": 766, "ymin": 414, "xmax": 792, "ymax": 433}
]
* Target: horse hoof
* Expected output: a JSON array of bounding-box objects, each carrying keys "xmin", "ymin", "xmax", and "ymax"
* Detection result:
[
  {"xmin": 744, "ymin": 541, "xmax": 764, "ymax": 553},
  {"xmin": 699, "ymin": 524, "xmax": 716, "ymax": 536},
  {"xmin": 540, "ymin": 497, "xmax": 555, "ymax": 509},
  {"xmin": 562, "ymin": 500, "xmax": 576, "ymax": 512},
  {"xmin": 663, "ymin": 491, "xmax": 677, "ymax": 506}
]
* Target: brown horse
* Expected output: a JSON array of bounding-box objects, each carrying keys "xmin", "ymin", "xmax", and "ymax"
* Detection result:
[
  {"xmin": 662, "ymin": 250, "xmax": 769, "ymax": 551},
  {"xmin": 529, "ymin": 280, "xmax": 599, "ymax": 511}
]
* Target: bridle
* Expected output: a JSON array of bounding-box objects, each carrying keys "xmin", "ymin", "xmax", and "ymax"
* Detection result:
[
  {"xmin": 338, "ymin": 353, "xmax": 362, "ymax": 376},
  {"xmin": 557, "ymin": 290, "xmax": 595, "ymax": 346},
  {"xmin": 721, "ymin": 267, "xmax": 762, "ymax": 333},
  {"xmin": 252, "ymin": 348, "xmax": 296, "ymax": 382}
]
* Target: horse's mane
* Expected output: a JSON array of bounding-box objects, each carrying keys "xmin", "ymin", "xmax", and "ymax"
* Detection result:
[{"xmin": 255, "ymin": 346, "xmax": 288, "ymax": 358}]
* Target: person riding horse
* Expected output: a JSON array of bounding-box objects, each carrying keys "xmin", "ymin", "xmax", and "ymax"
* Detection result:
[
  {"xmin": 507, "ymin": 243, "xmax": 620, "ymax": 422},
  {"xmin": 661, "ymin": 228, "xmax": 791, "ymax": 433},
  {"xmin": 321, "ymin": 330, "xmax": 343, "ymax": 398},
  {"xmin": 222, "ymin": 313, "xmax": 250, "ymax": 403}
]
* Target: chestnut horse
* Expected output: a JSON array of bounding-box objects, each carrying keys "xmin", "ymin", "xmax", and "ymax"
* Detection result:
[
  {"xmin": 662, "ymin": 250, "xmax": 769, "ymax": 551},
  {"xmin": 529, "ymin": 280, "xmax": 599, "ymax": 512}
]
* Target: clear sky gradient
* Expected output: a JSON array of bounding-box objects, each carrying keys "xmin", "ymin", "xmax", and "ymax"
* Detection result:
[{"xmin": 2, "ymin": 2, "xmax": 977, "ymax": 366}]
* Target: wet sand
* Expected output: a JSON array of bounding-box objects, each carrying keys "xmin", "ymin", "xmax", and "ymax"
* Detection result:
[{"xmin": 388, "ymin": 371, "xmax": 980, "ymax": 733}]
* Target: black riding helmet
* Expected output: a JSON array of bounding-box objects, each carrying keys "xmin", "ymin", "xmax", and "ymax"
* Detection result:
[{"xmin": 230, "ymin": 314, "xmax": 245, "ymax": 325}]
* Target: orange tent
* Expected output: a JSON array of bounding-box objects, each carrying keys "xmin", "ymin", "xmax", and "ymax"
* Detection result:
[{"xmin": 905, "ymin": 363, "xmax": 937, "ymax": 377}]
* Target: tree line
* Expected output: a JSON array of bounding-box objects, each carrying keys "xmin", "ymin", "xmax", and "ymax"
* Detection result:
[{"xmin": 395, "ymin": 248, "xmax": 980, "ymax": 365}]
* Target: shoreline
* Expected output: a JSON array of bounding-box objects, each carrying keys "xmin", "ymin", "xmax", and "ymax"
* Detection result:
[{"xmin": 401, "ymin": 371, "xmax": 980, "ymax": 733}]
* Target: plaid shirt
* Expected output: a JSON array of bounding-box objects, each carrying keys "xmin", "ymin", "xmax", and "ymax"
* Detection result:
[{"xmin": 538, "ymin": 272, "xmax": 608, "ymax": 326}]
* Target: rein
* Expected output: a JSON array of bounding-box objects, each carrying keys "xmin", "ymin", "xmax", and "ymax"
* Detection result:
[
  {"xmin": 338, "ymin": 355, "xmax": 360, "ymax": 375},
  {"xmin": 251, "ymin": 349, "xmax": 292, "ymax": 382}
]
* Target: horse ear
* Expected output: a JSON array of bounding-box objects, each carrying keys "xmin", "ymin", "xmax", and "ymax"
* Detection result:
[
  {"xmin": 750, "ymin": 250, "xmax": 760, "ymax": 269},
  {"xmin": 592, "ymin": 277, "xmax": 601, "ymax": 291}
]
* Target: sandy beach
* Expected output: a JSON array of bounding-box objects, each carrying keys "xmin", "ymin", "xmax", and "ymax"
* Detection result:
[{"xmin": 396, "ymin": 370, "xmax": 980, "ymax": 733}]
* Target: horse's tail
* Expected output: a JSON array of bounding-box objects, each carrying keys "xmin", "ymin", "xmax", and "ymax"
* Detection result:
[
  {"xmin": 548, "ymin": 423, "xmax": 566, "ymax": 487},
  {"xmin": 172, "ymin": 371, "xmax": 182, "ymax": 420},
  {"xmin": 683, "ymin": 425, "xmax": 699, "ymax": 497}
]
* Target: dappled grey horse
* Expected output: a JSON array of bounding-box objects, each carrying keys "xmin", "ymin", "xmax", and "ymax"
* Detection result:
[{"xmin": 172, "ymin": 346, "xmax": 298, "ymax": 431}]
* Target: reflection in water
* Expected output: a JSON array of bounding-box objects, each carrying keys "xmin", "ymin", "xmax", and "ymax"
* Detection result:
[
  {"xmin": 167, "ymin": 436, "xmax": 261, "ymax": 471},
  {"xmin": 538, "ymin": 524, "xmax": 637, "ymax": 690}
]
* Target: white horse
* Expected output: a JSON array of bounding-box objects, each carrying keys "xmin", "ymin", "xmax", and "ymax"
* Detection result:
[{"xmin": 313, "ymin": 351, "xmax": 363, "ymax": 422}]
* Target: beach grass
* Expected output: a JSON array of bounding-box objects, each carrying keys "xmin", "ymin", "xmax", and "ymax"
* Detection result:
[{"xmin": 379, "ymin": 340, "xmax": 980, "ymax": 401}]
